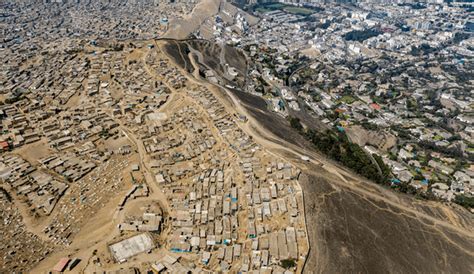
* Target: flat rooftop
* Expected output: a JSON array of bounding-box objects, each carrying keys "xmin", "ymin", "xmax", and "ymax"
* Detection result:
[{"xmin": 109, "ymin": 233, "xmax": 155, "ymax": 263}]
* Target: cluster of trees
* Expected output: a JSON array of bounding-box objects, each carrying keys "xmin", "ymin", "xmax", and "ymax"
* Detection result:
[
  {"xmin": 289, "ymin": 117, "xmax": 391, "ymax": 185},
  {"xmin": 419, "ymin": 140, "xmax": 467, "ymax": 160},
  {"xmin": 307, "ymin": 129, "xmax": 391, "ymax": 184},
  {"xmin": 410, "ymin": 43, "xmax": 438, "ymax": 56},
  {"xmin": 344, "ymin": 28, "xmax": 382, "ymax": 42},
  {"xmin": 289, "ymin": 117, "xmax": 303, "ymax": 132},
  {"xmin": 99, "ymin": 129, "xmax": 111, "ymax": 139},
  {"xmin": 287, "ymin": 118, "xmax": 474, "ymax": 209},
  {"xmin": 360, "ymin": 119, "xmax": 379, "ymax": 131},
  {"xmin": 0, "ymin": 187, "xmax": 12, "ymax": 202},
  {"xmin": 454, "ymin": 194, "xmax": 474, "ymax": 209},
  {"xmin": 3, "ymin": 95, "xmax": 23, "ymax": 104},
  {"xmin": 280, "ymin": 259, "xmax": 296, "ymax": 269},
  {"xmin": 453, "ymin": 32, "xmax": 470, "ymax": 44}
]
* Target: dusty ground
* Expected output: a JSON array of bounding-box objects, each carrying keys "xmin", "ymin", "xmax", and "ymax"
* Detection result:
[
  {"xmin": 299, "ymin": 170, "xmax": 474, "ymax": 273},
  {"xmin": 346, "ymin": 125, "xmax": 397, "ymax": 152},
  {"xmin": 14, "ymin": 138, "xmax": 55, "ymax": 163},
  {"xmin": 163, "ymin": 0, "xmax": 221, "ymax": 39}
]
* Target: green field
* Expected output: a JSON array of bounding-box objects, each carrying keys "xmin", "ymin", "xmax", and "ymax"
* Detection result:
[
  {"xmin": 255, "ymin": 3, "xmax": 284, "ymax": 12},
  {"xmin": 338, "ymin": 95, "xmax": 357, "ymax": 104},
  {"xmin": 253, "ymin": 3, "xmax": 315, "ymax": 16},
  {"xmin": 283, "ymin": 6, "xmax": 314, "ymax": 15}
]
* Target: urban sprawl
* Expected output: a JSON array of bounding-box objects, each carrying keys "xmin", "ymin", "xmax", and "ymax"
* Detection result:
[{"xmin": 0, "ymin": 0, "xmax": 473, "ymax": 273}]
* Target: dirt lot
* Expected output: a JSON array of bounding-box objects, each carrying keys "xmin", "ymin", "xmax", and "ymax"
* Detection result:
[
  {"xmin": 163, "ymin": 0, "xmax": 220, "ymax": 39},
  {"xmin": 346, "ymin": 125, "xmax": 397, "ymax": 152},
  {"xmin": 14, "ymin": 138, "xmax": 54, "ymax": 163}
]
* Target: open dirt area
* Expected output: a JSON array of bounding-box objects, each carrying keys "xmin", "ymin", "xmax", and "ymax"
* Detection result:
[
  {"xmin": 346, "ymin": 125, "xmax": 397, "ymax": 152},
  {"xmin": 300, "ymin": 171, "xmax": 474, "ymax": 273},
  {"xmin": 163, "ymin": 0, "xmax": 221, "ymax": 39}
]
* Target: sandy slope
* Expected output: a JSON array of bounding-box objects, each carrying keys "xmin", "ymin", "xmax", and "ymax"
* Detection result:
[{"xmin": 163, "ymin": 0, "xmax": 221, "ymax": 39}]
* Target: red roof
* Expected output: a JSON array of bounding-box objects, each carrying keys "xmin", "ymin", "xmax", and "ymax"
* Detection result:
[
  {"xmin": 370, "ymin": 103, "xmax": 381, "ymax": 110},
  {"xmin": 0, "ymin": 141, "xmax": 8, "ymax": 149},
  {"xmin": 53, "ymin": 258, "xmax": 70, "ymax": 272}
]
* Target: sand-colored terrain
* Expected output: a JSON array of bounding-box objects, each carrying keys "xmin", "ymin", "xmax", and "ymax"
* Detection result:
[{"xmin": 163, "ymin": 0, "xmax": 221, "ymax": 39}]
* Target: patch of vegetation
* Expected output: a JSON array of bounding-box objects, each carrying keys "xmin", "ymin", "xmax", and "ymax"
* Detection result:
[
  {"xmin": 338, "ymin": 95, "xmax": 357, "ymax": 104},
  {"xmin": 281, "ymin": 258, "xmax": 297, "ymax": 269},
  {"xmin": 252, "ymin": 3, "xmax": 317, "ymax": 16},
  {"xmin": 310, "ymin": 129, "xmax": 390, "ymax": 184},
  {"xmin": 110, "ymin": 43, "xmax": 124, "ymax": 51},
  {"xmin": 410, "ymin": 43, "xmax": 438, "ymax": 56},
  {"xmin": 419, "ymin": 140, "xmax": 466, "ymax": 160},
  {"xmin": 283, "ymin": 6, "xmax": 314, "ymax": 15},
  {"xmin": 254, "ymin": 3, "xmax": 285, "ymax": 13},
  {"xmin": 289, "ymin": 116, "xmax": 391, "ymax": 185},
  {"xmin": 453, "ymin": 194, "xmax": 474, "ymax": 209},
  {"xmin": 452, "ymin": 32, "xmax": 470, "ymax": 44},
  {"xmin": 99, "ymin": 129, "xmax": 111, "ymax": 139},
  {"xmin": 398, "ymin": 3, "xmax": 426, "ymax": 9},
  {"xmin": 288, "ymin": 117, "xmax": 458, "ymax": 203},
  {"xmin": 0, "ymin": 187, "xmax": 12, "ymax": 202},
  {"xmin": 360, "ymin": 120, "xmax": 378, "ymax": 131},
  {"xmin": 289, "ymin": 116, "xmax": 303, "ymax": 131},
  {"xmin": 344, "ymin": 28, "xmax": 382, "ymax": 42},
  {"xmin": 406, "ymin": 98, "xmax": 418, "ymax": 111}
]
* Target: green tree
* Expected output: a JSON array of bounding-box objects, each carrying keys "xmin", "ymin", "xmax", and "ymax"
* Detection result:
[
  {"xmin": 454, "ymin": 195, "xmax": 474, "ymax": 209},
  {"xmin": 289, "ymin": 116, "xmax": 303, "ymax": 132},
  {"xmin": 281, "ymin": 259, "xmax": 296, "ymax": 269}
]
